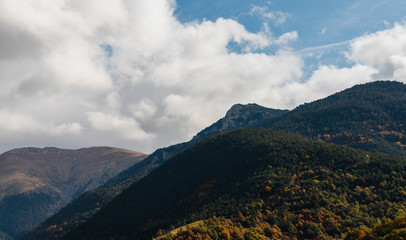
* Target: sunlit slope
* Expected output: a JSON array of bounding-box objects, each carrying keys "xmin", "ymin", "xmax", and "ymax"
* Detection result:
[{"xmin": 0, "ymin": 147, "xmax": 147, "ymax": 239}]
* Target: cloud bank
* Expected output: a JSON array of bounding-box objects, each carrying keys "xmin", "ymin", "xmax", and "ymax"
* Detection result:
[{"xmin": 0, "ymin": 0, "xmax": 405, "ymax": 153}]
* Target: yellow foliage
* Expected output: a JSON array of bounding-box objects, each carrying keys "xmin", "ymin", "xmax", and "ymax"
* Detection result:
[{"xmin": 345, "ymin": 173, "xmax": 356, "ymax": 179}]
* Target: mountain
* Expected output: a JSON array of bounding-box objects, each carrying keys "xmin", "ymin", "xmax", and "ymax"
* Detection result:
[
  {"xmin": 0, "ymin": 147, "xmax": 147, "ymax": 239},
  {"xmin": 26, "ymin": 81, "xmax": 406, "ymax": 239},
  {"xmin": 262, "ymin": 81, "xmax": 406, "ymax": 156},
  {"xmin": 191, "ymin": 103, "xmax": 287, "ymax": 141},
  {"xmin": 106, "ymin": 103, "xmax": 286, "ymax": 188},
  {"xmin": 64, "ymin": 129, "xmax": 406, "ymax": 239},
  {"xmin": 24, "ymin": 104, "xmax": 284, "ymax": 240}
]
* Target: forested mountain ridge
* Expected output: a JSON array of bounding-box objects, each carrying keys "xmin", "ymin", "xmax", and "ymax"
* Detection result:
[
  {"xmin": 25, "ymin": 80, "xmax": 406, "ymax": 239},
  {"xmin": 0, "ymin": 147, "xmax": 147, "ymax": 239},
  {"xmin": 24, "ymin": 104, "xmax": 282, "ymax": 240},
  {"xmin": 107, "ymin": 103, "xmax": 286, "ymax": 188},
  {"xmin": 64, "ymin": 129, "xmax": 406, "ymax": 240},
  {"xmin": 263, "ymin": 81, "xmax": 406, "ymax": 156}
]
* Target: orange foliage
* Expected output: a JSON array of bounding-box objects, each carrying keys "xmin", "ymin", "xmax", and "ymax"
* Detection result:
[
  {"xmin": 357, "ymin": 230, "xmax": 367, "ymax": 238},
  {"xmin": 323, "ymin": 134, "xmax": 332, "ymax": 142}
]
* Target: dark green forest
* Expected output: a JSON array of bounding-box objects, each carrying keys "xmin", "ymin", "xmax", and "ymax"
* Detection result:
[
  {"xmin": 263, "ymin": 81, "xmax": 406, "ymax": 156},
  {"xmin": 64, "ymin": 129, "xmax": 406, "ymax": 239}
]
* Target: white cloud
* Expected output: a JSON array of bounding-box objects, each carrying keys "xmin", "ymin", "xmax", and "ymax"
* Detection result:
[
  {"xmin": 348, "ymin": 22, "xmax": 406, "ymax": 81},
  {"xmin": 300, "ymin": 40, "xmax": 351, "ymax": 54},
  {"xmin": 0, "ymin": 110, "xmax": 41, "ymax": 132},
  {"xmin": 279, "ymin": 22, "xmax": 406, "ymax": 108},
  {"xmin": 281, "ymin": 65, "xmax": 377, "ymax": 106},
  {"xmin": 47, "ymin": 122, "xmax": 83, "ymax": 135},
  {"xmin": 247, "ymin": 5, "xmax": 296, "ymax": 47},
  {"xmin": 0, "ymin": 0, "xmax": 405, "ymax": 154},
  {"xmin": 274, "ymin": 31, "xmax": 298, "ymax": 45},
  {"xmin": 0, "ymin": 0, "xmax": 113, "ymax": 95},
  {"xmin": 87, "ymin": 112, "xmax": 153, "ymax": 141},
  {"xmin": 0, "ymin": 110, "xmax": 82, "ymax": 135},
  {"xmin": 129, "ymin": 99, "xmax": 157, "ymax": 121},
  {"xmin": 249, "ymin": 5, "xmax": 291, "ymax": 26}
]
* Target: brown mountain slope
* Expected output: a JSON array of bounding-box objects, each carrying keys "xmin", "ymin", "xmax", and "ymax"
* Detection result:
[{"xmin": 0, "ymin": 146, "xmax": 147, "ymax": 239}]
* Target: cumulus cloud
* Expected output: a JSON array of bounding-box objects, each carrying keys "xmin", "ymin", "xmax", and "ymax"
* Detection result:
[
  {"xmin": 87, "ymin": 112, "xmax": 153, "ymax": 141},
  {"xmin": 348, "ymin": 22, "xmax": 406, "ymax": 81},
  {"xmin": 282, "ymin": 23, "xmax": 406, "ymax": 107},
  {"xmin": 129, "ymin": 99, "xmax": 157, "ymax": 121},
  {"xmin": 0, "ymin": 110, "xmax": 82, "ymax": 135},
  {"xmin": 0, "ymin": 0, "xmax": 304, "ymax": 152},
  {"xmin": 282, "ymin": 65, "xmax": 378, "ymax": 106},
  {"xmin": 0, "ymin": 0, "xmax": 113, "ymax": 93},
  {"xmin": 0, "ymin": 0, "xmax": 405, "ymax": 154}
]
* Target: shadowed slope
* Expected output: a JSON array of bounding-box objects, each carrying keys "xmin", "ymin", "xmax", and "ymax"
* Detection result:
[{"xmin": 65, "ymin": 129, "xmax": 406, "ymax": 239}]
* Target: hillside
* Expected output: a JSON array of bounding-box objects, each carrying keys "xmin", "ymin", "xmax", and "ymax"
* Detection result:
[
  {"xmin": 65, "ymin": 129, "xmax": 406, "ymax": 239},
  {"xmin": 0, "ymin": 147, "xmax": 147, "ymax": 239},
  {"xmin": 26, "ymin": 81, "xmax": 406, "ymax": 239},
  {"xmin": 262, "ymin": 81, "xmax": 406, "ymax": 156},
  {"xmin": 24, "ymin": 104, "xmax": 283, "ymax": 240},
  {"xmin": 344, "ymin": 216, "xmax": 406, "ymax": 240},
  {"xmin": 107, "ymin": 103, "xmax": 287, "ymax": 188}
]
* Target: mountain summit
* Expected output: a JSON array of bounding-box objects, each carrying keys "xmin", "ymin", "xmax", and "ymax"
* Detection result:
[
  {"xmin": 192, "ymin": 103, "xmax": 287, "ymax": 141},
  {"xmin": 0, "ymin": 147, "xmax": 147, "ymax": 239}
]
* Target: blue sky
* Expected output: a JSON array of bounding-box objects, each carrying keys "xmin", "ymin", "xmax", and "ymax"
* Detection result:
[
  {"xmin": 176, "ymin": 0, "xmax": 406, "ymax": 49},
  {"xmin": 175, "ymin": 0, "xmax": 406, "ymax": 82},
  {"xmin": 0, "ymin": 0, "xmax": 406, "ymax": 153}
]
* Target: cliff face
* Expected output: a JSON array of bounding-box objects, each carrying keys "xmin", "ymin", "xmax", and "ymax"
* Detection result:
[{"xmin": 0, "ymin": 146, "xmax": 147, "ymax": 239}]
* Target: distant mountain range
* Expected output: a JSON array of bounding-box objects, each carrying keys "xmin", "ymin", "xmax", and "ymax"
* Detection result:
[
  {"xmin": 0, "ymin": 147, "xmax": 147, "ymax": 239},
  {"xmin": 22, "ymin": 80, "xmax": 406, "ymax": 239}
]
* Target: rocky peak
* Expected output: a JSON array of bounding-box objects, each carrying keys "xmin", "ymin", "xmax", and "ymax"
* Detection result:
[
  {"xmin": 221, "ymin": 103, "xmax": 266, "ymax": 130},
  {"xmin": 192, "ymin": 103, "xmax": 287, "ymax": 141}
]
